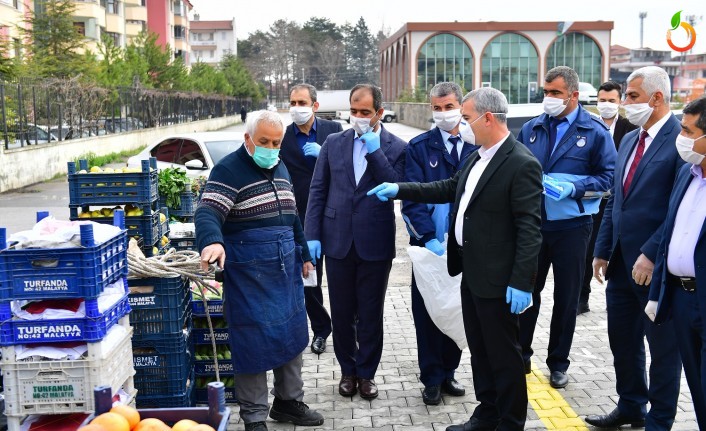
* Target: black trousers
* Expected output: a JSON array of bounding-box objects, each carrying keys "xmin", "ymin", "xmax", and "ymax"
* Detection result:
[
  {"xmin": 325, "ymin": 244, "xmax": 392, "ymax": 379},
  {"xmin": 461, "ymin": 286, "xmax": 526, "ymax": 431},
  {"xmin": 580, "ymin": 199, "xmax": 608, "ymax": 304},
  {"xmin": 305, "ymin": 258, "xmax": 332, "ymax": 339},
  {"xmin": 520, "ymin": 223, "xmax": 591, "ymax": 372}
]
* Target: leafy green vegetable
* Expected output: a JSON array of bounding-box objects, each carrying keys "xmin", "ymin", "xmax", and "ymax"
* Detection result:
[{"xmin": 158, "ymin": 167, "xmax": 189, "ymax": 209}]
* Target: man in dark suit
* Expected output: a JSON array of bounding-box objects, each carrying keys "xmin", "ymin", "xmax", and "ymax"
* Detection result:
[
  {"xmin": 280, "ymin": 84, "xmax": 343, "ymax": 355},
  {"xmin": 369, "ymin": 87, "xmax": 543, "ymax": 431},
  {"xmin": 588, "ymin": 66, "xmax": 684, "ymax": 430},
  {"xmin": 304, "ymin": 84, "xmax": 406, "ymax": 400},
  {"xmin": 647, "ymin": 96, "xmax": 706, "ymax": 430},
  {"xmin": 578, "ymin": 80, "xmax": 637, "ymax": 314}
]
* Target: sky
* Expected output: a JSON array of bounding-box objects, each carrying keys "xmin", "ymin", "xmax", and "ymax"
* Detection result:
[{"xmin": 191, "ymin": 0, "xmax": 704, "ymax": 54}]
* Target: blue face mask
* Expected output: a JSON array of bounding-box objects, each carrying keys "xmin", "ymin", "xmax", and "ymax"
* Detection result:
[{"xmin": 249, "ymin": 139, "xmax": 280, "ymax": 169}]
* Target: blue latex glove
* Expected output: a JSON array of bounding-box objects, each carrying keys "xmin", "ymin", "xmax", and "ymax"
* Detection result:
[
  {"xmin": 506, "ymin": 286, "xmax": 532, "ymax": 314},
  {"xmin": 302, "ymin": 142, "xmax": 321, "ymax": 158},
  {"xmin": 367, "ymin": 182, "xmax": 399, "ymax": 202},
  {"xmin": 360, "ymin": 131, "xmax": 380, "ymax": 153},
  {"xmin": 553, "ymin": 181, "xmax": 575, "ymax": 201},
  {"xmin": 307, "ymin": 240, "xmax": 321, "ymax": 265},
  {"xmin": 425, "ymin": 238, "xmax": 445, "ymax": 256}
]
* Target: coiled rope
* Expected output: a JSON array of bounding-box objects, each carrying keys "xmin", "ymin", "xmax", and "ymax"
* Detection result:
[{"xmin": 127, "ymin": 242, "xmax": 223, "ymax": 382}]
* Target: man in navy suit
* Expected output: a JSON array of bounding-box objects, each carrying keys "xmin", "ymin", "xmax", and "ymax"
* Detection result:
[
  {"xmin": 587, "ymin": 66, "xmax": 684, "ymax": 429},
  {"xmin": 402, "ymin": 82, "xmax": 475, "ymax": 405},
  {"xmin": 578, "ymin": 80, "xmax": 637, "ymax": 314},
  {"xmin": 304, "ymin": 84, "xmax": 406, "ymax": 399},
  {"xmin": 280, "ymin": 84, "xmax": 343, "ymax": 355},
  {"xmin": 647, "ymin": 96, "xmax": 706, "ymax": 430}
]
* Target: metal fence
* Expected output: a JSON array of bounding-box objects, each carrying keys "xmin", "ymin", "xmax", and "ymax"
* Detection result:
[{"xmin": 1, "ymin": 78, "xmax": 258, "ymax": 150}]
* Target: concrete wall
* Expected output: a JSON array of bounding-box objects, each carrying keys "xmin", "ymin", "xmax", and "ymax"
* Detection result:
[
  {"xmin": 0, "ymin": 115, "xmax": 240, "ymax": 193},
  {"xmin": 388, "ymin": 102, "xmax": 432, "ymax": 130}
]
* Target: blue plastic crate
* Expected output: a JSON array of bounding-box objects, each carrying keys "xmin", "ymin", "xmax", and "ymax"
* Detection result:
[
  {"xmin": 128, "ymin": 276, "xmax": 188, "ymax": 311},
  {"xmin": 0, "ymin": 226, "xmax": 127, "ymax": 301},
  {"xmin": 70, "ymin": 209, "xmax": 160, "ymax": 247},
  {"xmin": 135, "ymin": 372, "xmax": 195, "ymax": 408},
  {"xmin": 191, "ymin": 295, "xmax": 223, "ymax": 316},
  {"xmin": 195, "ymin": 377, "xmax": 237, "ymax": 405},
  {"xmin": 0, "ymin": 291, "xmax": 130, "ymax": 345},
  {"xmin": 133, "ymin": 344, "xmax": 193, "ymax": 396},
  {"xmin": 68, "ymin": 158, "xmax": 158, "ymax": 206},
  {"xmin": 131, "ymin": 291, "xmax": 192, "ymax": 343},
  {"xmin": 170, "ymin": 236, "xmax": 196, "ymax": 252},
  {"xmin": 160, "ymin": 190, "xmax": 195, "ymax": 217},
  {"xmin": 193, "ymin": 344, "xmax": 233, "ymax": 375},
  {"xmin": 192, "ymin": 318, "xmax": 229, "ymax": 345}
]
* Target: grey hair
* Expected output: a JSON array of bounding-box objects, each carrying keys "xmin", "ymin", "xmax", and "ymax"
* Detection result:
[
  {"xmin": 429, "ymin": 82, "xmax": 463, "ymax": 103},
  {"xmin": 627, "ymin": 66, "xmax": 671, "ymax": 102},
  {"xmin": 545, "ymin": 66, "xmax": 579, "ymax": 93},
  {"xmin": 245, "ymin": 110, "xmax": 285, "ymax": 138},
  {"xmin": 461, "ymin": 87, "xmax": 508, "ymax": 123}
]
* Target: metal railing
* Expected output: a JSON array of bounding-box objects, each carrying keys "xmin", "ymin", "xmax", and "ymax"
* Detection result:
[{"xmin": 1, "ymin": 78, "xmax": 256, "ymax": 150}]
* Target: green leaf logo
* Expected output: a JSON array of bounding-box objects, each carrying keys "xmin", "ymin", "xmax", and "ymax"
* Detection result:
[{"xmin": 671, "ymin": 11, "xmax": 682, "ymax": 31}]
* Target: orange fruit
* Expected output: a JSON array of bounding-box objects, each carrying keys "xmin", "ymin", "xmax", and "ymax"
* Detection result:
[
  {"xmin": 90, "ymin": 412, "xmax": 131, "ymax": 431},
  {"xmin": 134, "ymin": 418, "xmax": 171, "ymax": 431},
  {"xmin": 188, "ymin": 425, "xmax": 216, "ymax": 431},
  {"xmin": 77, "ymin": 425, "xmax": 109, "ymax": 431},
  {"xmin": 111, "ymin": 404, "xmax": 141, "ymax": 430},
  {"xmin": 172, "ymin": 419, "xmax": 198, "ymax": 431}
]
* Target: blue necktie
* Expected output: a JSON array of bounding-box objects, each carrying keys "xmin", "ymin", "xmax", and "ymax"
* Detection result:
[
  {"xmin": 545, "ymin": 117, "xmax": 563, "ymax": 166},
  {"xmin": 449, "ymin": 136, "xmax": 460, "ymax": 166}
]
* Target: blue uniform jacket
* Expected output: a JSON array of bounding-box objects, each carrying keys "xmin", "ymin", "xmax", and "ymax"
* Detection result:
[
  {"xmin": 401, "ymin": 127, "xmax": 477, "ymax": 246},
  {"xmin": 517, "ymin": 105, "xmax": 617, "ymax": 230}
]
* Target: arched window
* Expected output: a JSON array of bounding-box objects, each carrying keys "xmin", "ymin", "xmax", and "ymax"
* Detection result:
[
  {"xmin": 417, "ymin": 33, "xmax": 473, "ymax": 93},
  {"xmin": 482, "ymin": 33, "xmax": 539, "ymax": 104},
  {"xmin": 546, "ymin": 32, "xmax": 602, "ymax": 89}
]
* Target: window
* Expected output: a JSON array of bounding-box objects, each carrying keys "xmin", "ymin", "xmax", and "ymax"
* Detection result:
[
  {"xmin": 416, "ymin": 33, "xmax": 473, "ymax": 93},
  {"xmin": 221, "ymin": 32, "xmax": 226, "ymax": 41},
  {"xmin": 546, "ymin": 32, "xmax": 602, "ymax": 89},
  {"xmin": 150, "ymin": 139, "xmax": 180, "ymax": 163},
  {"xmin": 174, "ymin": 26, "xmax": 185, "ymax": 39},
  {"xmin": 74, "ymin": 22, "xmax": 86, "ymax": 37},
  {"xmin": 176, "ymin": 140, "xmax": 206, "ymax": 166},
  {"xmin": 106, "ymin": 0, "xmax": 120, "ymax": 14},
  {"xmin": 481, "ymin": 33, "xmax": 539, "ymax": 104},
  {"xmin": 105, "ymin": 32, "xmax": 121, "ymax": 46},
  {"xmin": 196, "ymin": 32, "xmax": 214, "ymax": 42}
]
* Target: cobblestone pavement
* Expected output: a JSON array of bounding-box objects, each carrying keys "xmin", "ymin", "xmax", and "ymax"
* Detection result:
[{"xmin": 225, "ymin": 202, "xmax": 698, "ymax": 431}]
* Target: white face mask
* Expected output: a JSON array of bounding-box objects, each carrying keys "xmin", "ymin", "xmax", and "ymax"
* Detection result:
[
  {"xmin": 597, "ymin": 102, "xmax": 619, "ymax": 119},
  {"xmin": 624, "ymin": 94, "xmax": 654, "ymax": 127},
  {"xmin": 543, "ymin": 96, "xmax": 569, "ymax": 117},
  {"xmin": 289, "ymin": 106, "xmax": 313, "ymax": 125},
  {"xmin": 433, "ymin": 109, "xmax": 462, "ymax": 132},
  {"xmin": 676, "ymin": 134, "xmax": 706, "ymax": 165},
  {"xmin": 350, "ymin": 113, "xmax": 379, "ymax": 136},
  {"xmin": 458, "ymin": 114, "xmax": 490, "ymax": 145}
]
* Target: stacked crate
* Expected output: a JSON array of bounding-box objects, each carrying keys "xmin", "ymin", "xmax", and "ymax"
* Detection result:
[
  {"xmin": 160, "ymin": 185, "xmax": 196, "ymax": 223},
  {"xmin": 128, "ymin": 275, "xmax": 194, "ymax": 408},
  {"xmin": 0, "ymin": 216, "xmax": 134, "ymax": 431},
  {"xmin": 191, "ymin": 293, "xmax": 237, "ymax": 404},
  {"xmin": 168, "ymin": 222, "xmax": 196, "ymax": 252},
  {"xmin": 67, "ymin": 157, "xmax": 170, "ymax": 257}
]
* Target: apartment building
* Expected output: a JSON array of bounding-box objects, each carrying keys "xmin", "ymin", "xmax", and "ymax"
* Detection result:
[
  {"xmin": 0, "ymin": 0, "xmax": 30, "ymax": 59},
  {"xmin": 146, "ymin": 0, "xmax": 192, "ymax": 62},
  {"xmin": 189, "ymin": 16, "xmax": 236, "ymax": 66}
]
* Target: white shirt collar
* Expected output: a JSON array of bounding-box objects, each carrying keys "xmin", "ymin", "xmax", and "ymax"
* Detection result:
[
  {"xmin": 478, "ymin": 132, "xmax": 509, "ymax": 161},
  {"xmin": 643, "ymin": 111, "xmax": 672, "ymax": 140}
]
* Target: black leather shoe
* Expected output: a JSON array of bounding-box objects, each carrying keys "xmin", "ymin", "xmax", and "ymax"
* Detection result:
[
  {"xmin": 524, "ymin": 360, "xmax": 532, "ymax": 374},
  {"xmin": 446, "ymin": 417, "xmax": 498, "ymax": 431},
  {"xmin": 244, "ymin": 421, "xmax": 268, "ymax": 431},
  {"xmin": 549, "ymin": 371, "xmax": 569, "ymax": 388},
  {"xmin": 585, "ymin": 408, "xmax": 645, "ymax": 428},
  {"xmin": 577, "ymin": 302, "xmax": 590, "ymax": 315},
  {"xmin": 310, "ymin": 336, "xmax": 326, "ymax": 354},
  {"xmin": 422, "ymin": 385, "xmax": 441, "ymax": 405},
  {"xmin": 441, "ymin": 378, "xmax": 465, "ymax": 396},
  {"xmin": 358, "ymin": 378, "xmax": 378, "ymax": 399},
  {"xmin": 269, "ymin": 397, "xmax": 324, "ymax": 426},
  {"xmin": 339, "ymin": 375, "xmax": 357, "ymax": 397}
]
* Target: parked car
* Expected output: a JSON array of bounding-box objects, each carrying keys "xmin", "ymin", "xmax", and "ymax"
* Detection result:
[
  {"xmin": 126, "ymin": 132, "xmax": 245, "ymax": 179},
  {"xmin": 335, "ymin": 110, "xmax": 350, "ymax": 123},
  {"xmin": 335, "ymin": 109, "xmax": 396, "ymax": 123},
  {"xmin": 578, "ymin": 82, "xmax": 598, "ymax": 105},
  {"xmin": 4, "ymin": 124, "xmax": 58, "ymax": 149}
]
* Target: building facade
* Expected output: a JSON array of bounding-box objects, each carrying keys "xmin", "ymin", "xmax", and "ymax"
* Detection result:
[
  {"xmin": 0, "ymin": 0, "xmax": 30, "ymax": 60},
  {"xmin": 188, "ymin": 17, "xmax": 236, "ymax": 66},
  {"xmin": 380, "ymin": 21, "xmax": 613, "ymax": 103},
  {"xmin": 146, "ymin": 0, "xmax": 192, "ymax": 61}
]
